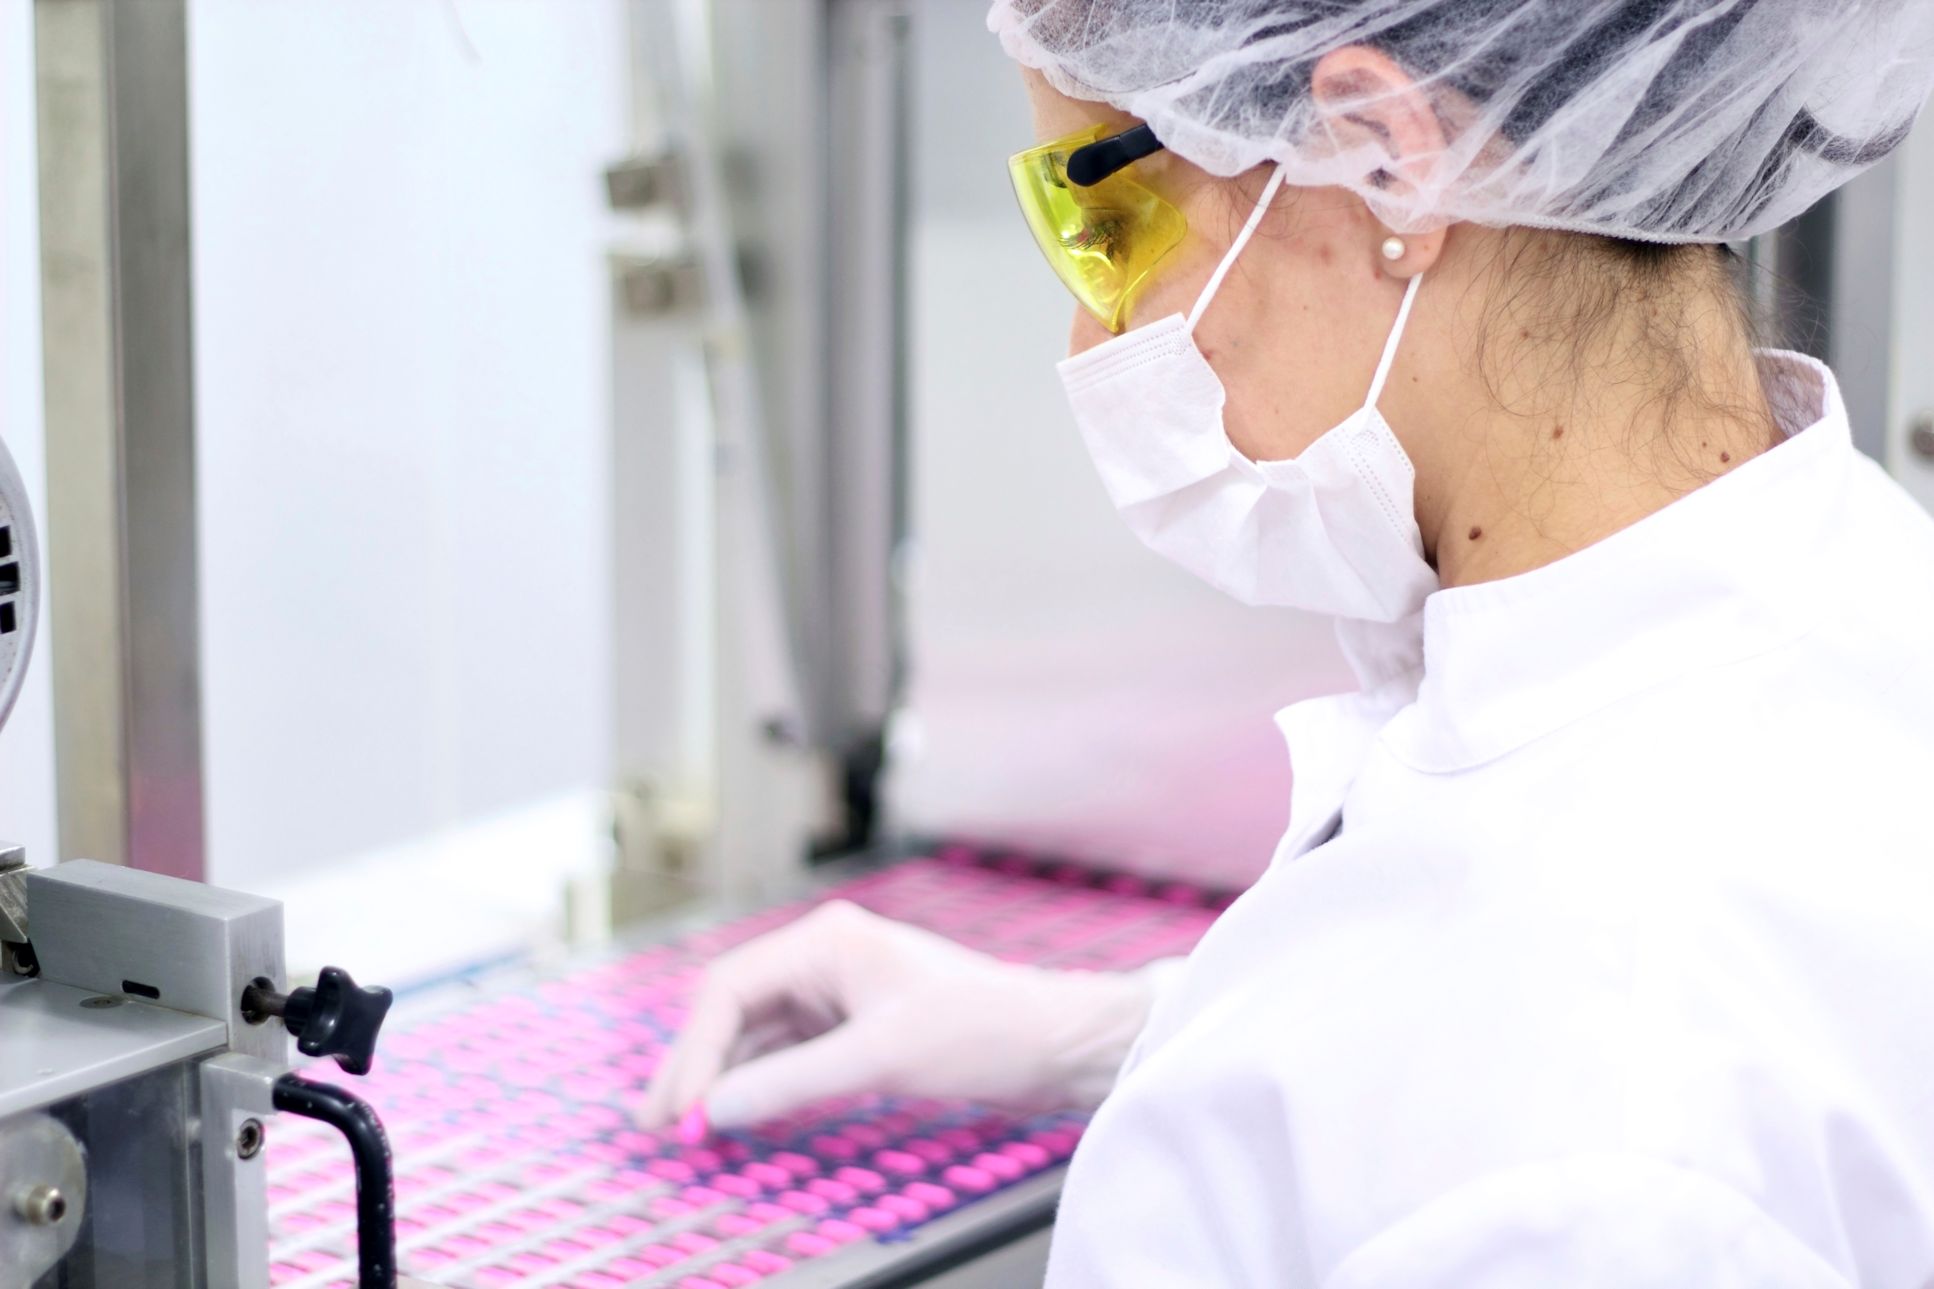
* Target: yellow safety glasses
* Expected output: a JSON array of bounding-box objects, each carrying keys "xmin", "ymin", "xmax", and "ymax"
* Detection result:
[{"xmin": 1007, "ymin": 123, "xmax": 1185, "ymax": 334}]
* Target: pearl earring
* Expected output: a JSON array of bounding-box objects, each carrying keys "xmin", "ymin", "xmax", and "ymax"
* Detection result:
[{"xmin": 1381, "ymin": 236, "xmax": 1406, "ymax": 262}]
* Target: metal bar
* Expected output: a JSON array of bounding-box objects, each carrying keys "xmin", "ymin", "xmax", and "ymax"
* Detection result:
[
  {"xmin": 1827, "ymin": 155, "xmax": 1901, "ymax": 464},
  {"xmin": 1752, "ymin": 155, "xmax": 1902, "ymax": 465},
  {"xmin": 33, "ymin": 0, "xmax": 206, "ymax": 877},
  {"xmin": 819, "ymin": 0, "xmax": 912, "ymax": 852},
  {"xmin": 200, "ymin": 1054, "xmax": 282, "ymax": 1289}
]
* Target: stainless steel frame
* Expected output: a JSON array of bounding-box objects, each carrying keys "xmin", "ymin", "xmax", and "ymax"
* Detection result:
[
  {"xmin": 33, "ymin": 0, "xmax": 206, "ymax": 879},
  {"xmin": 706, "ymin": 0, "xmax": 912, "ymax": 845},
  {"xmin": 1748, "ymin": 157, "xmax": 1903, "ymax": 463}
]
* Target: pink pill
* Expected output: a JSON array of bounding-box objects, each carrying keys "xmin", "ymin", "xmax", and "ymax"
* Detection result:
[
  {"xmin": 712, "ymin": 1212, "xmax": 764, "ymax": 1238},
  {"xmin": 741, "ymin": 1162, "xmax": 790, "ymax": 1189},
  {"xmin": 648, "ymin": 1159, "xmax": 696, "ymax": 1183},
  {"xmin": 671, "ymin": 1231, "xmax": 719, "ymax": 1254},
  {"xmin": 904, "ymin": 1139, "xmax": 952, "ymax": 1165},
  {"xmin": 785, "ymin": 1231, "xmax": 838, "ymax": 1258},
  {"xmin": 1029, "ymin": 1129, "xmax": 1079, "ymax": 1159},
  {"xmin": 998, "ymin": 1141, "xmax": 1050, "ymax": 1169},
  {"xmin": 676, "ymin": 1103, "xmax": 711, "ymax": 1145},
  {"xmin": 834, "ymin": 1166, "xmax": 886, "ymax": 1193},
  {"xmin": 816, "ymin": 1218, "xmax": 867, "ymax": 1245},
  {"xmin": 744, "ymin": 1201, "xmax": 792, "ymax": 1224},
  {"xmin": 942, "ymin": 1165, "xmax": 996, "ymax": 1194},
  {"xmin": 876, "ymin": 1194, "xmax": 929, "ymax": 1223},
  {"xmin": 809, "ymin": 1135, "xmax": 859, "ymax": 1161},
  {"xmin": 873, "ymin": 1111, "xmax": 919, "ymax": 1137},
  {"xmin": 634, "ymin": 1244, "xmax": 684, "ymax": 1268},
  {"xmin": 904, "ymin": 1181, "xmax": 957, "ymax": 1211},
  {"xmin": 767, "ymin": 1151, "xmax": 819, "ymax": 1177},
  {"xmin": 974, "ymin": 1151, "xmax": 1026, "ymax": 1182},
  {"xmin": 710, "ymin": 1174, "xmax": 760, "ymax": 1198},
  {"xmin": 741, "ymin": 1250, "xmax": 794, "ymax": 1275},
  {"xmin": 874, "ymin": 1150, "xmax": 925, "ymax": 1176},
  {"xmin": 676, "ymin": 1278, "xmax": 727, "ymax": 1289},
  {"xmin": 707, "ymin": 1266, "xmax": 760, "ymax": 1288},
  {"xmin": 847, "ymin": 1205, "xmax": 901, "ymax": 1233},
  {"xmin": 806, "ymin": 1178, "xmax": 857, "ymax": 1204},
  {"xmin": 777, "ymin": 1189, "xmax": 829, "ymax": 1215},
  {"xmin": 682, "ymin": 1185, "xmax": 729, "ymax": 1206},
  {"xmin": 843, "ymin": 1123, "xmax": 888, "ymax": 1149}
]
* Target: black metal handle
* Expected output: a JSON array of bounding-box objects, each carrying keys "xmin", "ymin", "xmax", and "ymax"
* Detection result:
[
  {"xmin": 273, "ymin": 1073, "xmax": 397, "ymax": 1289},
  {"xmin": 244, "ymin": 966, "xmax": 393, "ymax": 1075}
]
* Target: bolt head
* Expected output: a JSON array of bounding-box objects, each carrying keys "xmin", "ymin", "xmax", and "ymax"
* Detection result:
[
  {"xmin": 14, "ymin": 1184, "xmax": 65, "ymax": 1226},
  {"xmin": 1909, "ymin": 415, "xmax": 1934, "ymax": 462},
  {"xmin": 236, "ymin": 1118, "xmax": 265, "ymax": 1160}
]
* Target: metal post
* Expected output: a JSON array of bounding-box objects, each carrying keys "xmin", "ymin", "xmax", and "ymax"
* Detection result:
[
  {"xmin": 1750, "ymin": 156, "xmax": 1902, "ymax": 465},
  {"xmin": 34, "ymin": 0, "xmax": 206, "ymax": 877}
]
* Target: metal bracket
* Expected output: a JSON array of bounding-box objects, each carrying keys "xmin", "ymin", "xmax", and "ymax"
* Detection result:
[
  {"xmin": 604, "ymin": 149, "xmax": 685, "ymax": 212},
  {"xmin": 0, "ymin": 845, "xmax": 30, "ymax": 977},
  {"xmin": 26, "ymin": 860, "xmax": 287, "ymax": 1061},
  {"xmin": 613, "ymin": 251, "xmax": 706, "ymax": 317},
  {"xmin": 199, "ymin": 1054, "xmax": 281, "ymax": 1289},
  {"xmin": 0, "ymin": 1113, "xmax": 87, "ymax": 1286}
]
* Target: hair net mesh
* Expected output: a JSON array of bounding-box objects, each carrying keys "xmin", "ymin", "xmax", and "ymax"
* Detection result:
[{"xmin": 988, "ymin": 0, "xmax": 1934, "ymax": 242}]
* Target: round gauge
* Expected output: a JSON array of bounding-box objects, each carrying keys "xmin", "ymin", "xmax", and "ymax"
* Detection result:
[{"xmin": 0, "ymin": 436, "xmax": 39, "ymax": 734}]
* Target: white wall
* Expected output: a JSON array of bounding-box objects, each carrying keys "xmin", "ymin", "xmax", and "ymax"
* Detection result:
[
  {"xmin": 188, "ymin": 0, "xmax": 628, "ymax": 893},
  {"xmin": 0, "ymin": 0, "xmax": 59, "ymax": 870}
]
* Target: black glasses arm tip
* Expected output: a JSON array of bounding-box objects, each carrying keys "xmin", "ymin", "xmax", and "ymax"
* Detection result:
[{"xmin": 1067, "ymin": 123, "xmax": 1165, "ymax": 186}]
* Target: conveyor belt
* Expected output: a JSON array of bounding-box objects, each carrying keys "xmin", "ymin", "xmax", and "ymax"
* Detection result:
[{"xmin": 267, "ymin": 845, "xmax": 1232, "ymax": 1288}]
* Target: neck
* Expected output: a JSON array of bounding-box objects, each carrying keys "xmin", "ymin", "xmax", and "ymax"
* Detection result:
[{"xmin": 1394, "ymin": 244, "xmax": 1779, "ymax": 590}]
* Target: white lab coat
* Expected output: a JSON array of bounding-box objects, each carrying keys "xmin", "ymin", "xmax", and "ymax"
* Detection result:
[{"xmin": 1046, "ymin": 353, "xmax": 1934, "ymax": 1287}]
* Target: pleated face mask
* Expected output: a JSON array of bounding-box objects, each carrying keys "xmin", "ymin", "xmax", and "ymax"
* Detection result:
[{"xmin": 1056, "ymin": 167, "xmax": 1440, "ymax": 623}]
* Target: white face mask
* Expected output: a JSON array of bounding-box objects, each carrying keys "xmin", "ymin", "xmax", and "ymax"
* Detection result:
[{"xmin": 1056, "ymin": 168, "xmax": 1440, "ymax": 623}]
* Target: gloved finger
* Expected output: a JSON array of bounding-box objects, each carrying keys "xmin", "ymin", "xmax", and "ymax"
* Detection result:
[
  {"xmin": 636, "ymin": 903, "xmax": 865, "ymax": 1128},
  {"xmin": 727, "ymin": 1013, "xmax": 820, "ymax": 1068},
  {"xmin": 705, "ymin": 1017, "xmax": 895, "ymax": 1130}
]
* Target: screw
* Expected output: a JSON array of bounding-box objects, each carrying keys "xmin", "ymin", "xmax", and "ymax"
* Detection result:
[
  {"xmin": 1909, "ymin": 414, "xmax": 1934, "ymax": 462},
  {"xmin": 80, "ymin": 995, "xmax": 122, "ymax": 1009},
  {"xmin": 14, "ymin": 1184, "xmax": 66, "ymax": 1226},
  {"xmin": 236, "ymin": 1118, "xmax": 265, "ymax": 1160}
]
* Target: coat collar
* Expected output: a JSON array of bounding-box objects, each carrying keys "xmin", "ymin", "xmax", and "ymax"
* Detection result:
[{"xmin": 1376, "ymin": 351, "xmax": 1852, "ymax": 774}]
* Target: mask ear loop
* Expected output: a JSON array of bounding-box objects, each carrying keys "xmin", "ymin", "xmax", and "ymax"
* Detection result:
[
  {"xmin": 1185, "ymin": 165, "xmax": 1288, "ymax": 334},
  {"xmin": 1364, "ymin": 273, "xmax": 1423, "ymax": 410}
]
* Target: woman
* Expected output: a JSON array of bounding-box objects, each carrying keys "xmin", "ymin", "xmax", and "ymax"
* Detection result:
[{"xmin": 644, "ymin": 2, "xmax": 1934, "ymax": 1282}]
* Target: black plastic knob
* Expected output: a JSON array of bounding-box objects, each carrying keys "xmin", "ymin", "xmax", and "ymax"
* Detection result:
[{"xmin": 243, "ymin": 966, "xmax": 394, "ymax": 1077}]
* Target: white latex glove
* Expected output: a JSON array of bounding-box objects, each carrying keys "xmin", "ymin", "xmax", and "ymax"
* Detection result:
[{"xmin": 636, "ymin": 899, "xmax": 1171, "ymax": 1133}]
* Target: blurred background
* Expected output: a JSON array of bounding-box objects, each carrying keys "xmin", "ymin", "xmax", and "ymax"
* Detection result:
[{"xmin": 3, "ymin": 0, "xmax": 1931, "ymax": 991}]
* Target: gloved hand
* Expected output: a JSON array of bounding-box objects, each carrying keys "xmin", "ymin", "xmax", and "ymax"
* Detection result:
[{"xmin": 636, "ymin": 899, "xmax": 1173, "ymax": 1132}]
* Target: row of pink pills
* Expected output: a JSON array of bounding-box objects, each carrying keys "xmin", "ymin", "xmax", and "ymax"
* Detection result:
[{"xmin": 271, "ymin": 850, "xmax": 1210, "ymax": 1287}]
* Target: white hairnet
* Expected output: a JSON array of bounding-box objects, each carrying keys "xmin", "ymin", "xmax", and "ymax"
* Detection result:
[{"xmin": 988, "ymin": 1, "xmax": 1934, "ymax": 242}]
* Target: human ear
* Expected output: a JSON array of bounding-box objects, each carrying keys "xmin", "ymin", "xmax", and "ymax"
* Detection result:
[{"xmin": 1309, "ymin": 45, "xmax": 1450, "ymax": 277}]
